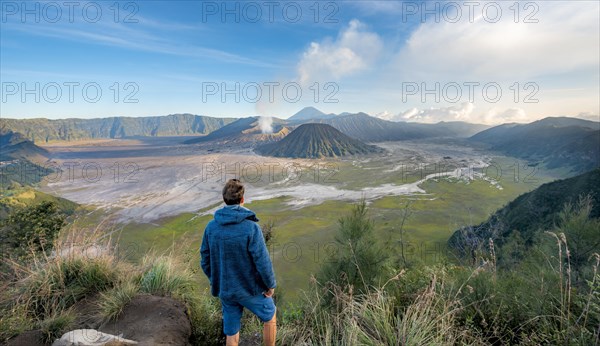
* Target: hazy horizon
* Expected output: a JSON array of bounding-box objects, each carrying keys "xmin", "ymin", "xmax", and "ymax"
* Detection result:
[{"xmin": 2, "ymin": 107, "xmax": 599, "ymax": 127}]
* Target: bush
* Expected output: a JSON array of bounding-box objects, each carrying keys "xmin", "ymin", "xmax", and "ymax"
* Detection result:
[
  {"xmin": 0, "ymin": 201, "xmax": 66, "ymax": 262},
  {"xmin": 279, "ymin": 269, "xmax": 476, "ymax": 345}
]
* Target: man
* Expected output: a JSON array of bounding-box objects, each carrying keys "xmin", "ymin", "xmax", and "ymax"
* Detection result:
[{"xmin": 201, "ymin": 179, "xmax": 277, "ymax": 346}]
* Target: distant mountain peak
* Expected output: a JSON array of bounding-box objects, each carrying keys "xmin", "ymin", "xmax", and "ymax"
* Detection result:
[
  {"xmin": 298, "ymin": 106, "xmax": 322, "ymax": 113},
  {"xmin": 289, "ymin": 107, "xmax": 335, "ymax": 121}
]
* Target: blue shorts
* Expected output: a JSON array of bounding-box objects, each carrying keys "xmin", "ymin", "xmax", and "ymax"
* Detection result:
[{"xmin": 221, "ymin": 295, "xmax": 276, "ymax": 336}]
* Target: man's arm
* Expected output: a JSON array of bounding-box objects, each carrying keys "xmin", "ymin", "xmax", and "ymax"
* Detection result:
[
  {"xmin": 248, "ymin": 224, "xmax": 276, "ymax": 290},
  {"xmin": 200, "ymin": 227, "xmax": 211, "ymax": 279}
]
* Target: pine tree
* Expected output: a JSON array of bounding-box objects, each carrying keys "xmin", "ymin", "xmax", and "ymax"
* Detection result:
[{"xmin": 318, "ymin": 200, "xmax": 389, "ymax": 294}]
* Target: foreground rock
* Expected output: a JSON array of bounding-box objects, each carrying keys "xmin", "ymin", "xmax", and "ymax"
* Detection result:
[
  {"xmin": 100, "ymin": 295, "xmax": 192, "ymax": 346},
  {"xmin": 52, "ymin": 330, "xmax": 138, "ymax": 346},
  {"xmin": 7, "ymin": 295, "xmax": 192, "ymax": 346}
]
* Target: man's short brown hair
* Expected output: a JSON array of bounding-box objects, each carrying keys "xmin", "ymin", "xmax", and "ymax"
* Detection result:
[{"xmin": 222, "ymin": 179, "xmax": 245, "ymax": 205}]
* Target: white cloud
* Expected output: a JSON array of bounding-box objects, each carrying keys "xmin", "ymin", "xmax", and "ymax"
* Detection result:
[
  {"xmin": 481, "ymin": 108, "xmax": 529, "ymax": 124},
  {"xmin": 297, "ymin": 19, "xmax": 383, "ymax": 86},
  {"xmin": 575, "ymin": 112, "xmax": 600, "ymax": 123},
  {"xmin": 289, "ymin": 3, "xmax": 598, "ymax": 124},
  {"xmin": 373, "ymin": 103, "xmax": 534, "ymax": 125},
  {"xmin": 374, "ymin": 110, "xmax": 395, "ymax": 121},
  {"xmin": 394, "ymin": 102, "xmax": 476, "ymax": 123},
  {"xmin": 393, "ymin": 2, "xmax": 599, "ymax": 81}
]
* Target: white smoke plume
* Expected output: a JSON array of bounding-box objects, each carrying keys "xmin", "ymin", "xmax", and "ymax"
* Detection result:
[{"xmin": 259, "ymin": 116, "xmax": 273, "ymax": 134}]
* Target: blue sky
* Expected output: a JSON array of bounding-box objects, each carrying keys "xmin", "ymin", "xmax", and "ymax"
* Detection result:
[{"xmin": 1, "ymin": 0, "xmax": 599, "ymax": 124}]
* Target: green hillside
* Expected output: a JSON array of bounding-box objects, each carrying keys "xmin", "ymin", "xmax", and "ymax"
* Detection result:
[
  {"xmin": 470, "ymin": 117, "xmax": 600, "ymax": 173},
  {"xmin": 1, "ymin": 128, "xmax": 52, "ymax": 188},
  {"xmin": 546, "ymin": 130, "xmax": 600, "ymax": 173},
  {"xmin": 0, "ymin": 188, "xmax": 78, "ymax": 219},
  {"xmin": 448, "ymin": 168, "xmax": 600, "ymax": 253},
  {"xmin": 0, "ymin": 128, "xmax": 49, "ymax": 161}
]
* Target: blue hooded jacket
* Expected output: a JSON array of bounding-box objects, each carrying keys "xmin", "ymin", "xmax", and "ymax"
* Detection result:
[{"xmin": 200, "ymin": 205, "xmax": 276, "ymax": 301}]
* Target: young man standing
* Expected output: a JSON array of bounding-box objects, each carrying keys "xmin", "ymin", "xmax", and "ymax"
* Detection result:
[{"xmin": 201, "ymin": 179, "xmax": 277, "ymax": 346}]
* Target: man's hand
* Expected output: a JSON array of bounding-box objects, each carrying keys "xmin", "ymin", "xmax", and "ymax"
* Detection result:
[{"xmin": 263, "ymin": 288, "xmax": 275, "ymax": 297}]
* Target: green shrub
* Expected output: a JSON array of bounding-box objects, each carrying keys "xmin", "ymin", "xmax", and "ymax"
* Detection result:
[{"xmin": 0, "ymin": 201, "xmax": 66, "ymax": 262}]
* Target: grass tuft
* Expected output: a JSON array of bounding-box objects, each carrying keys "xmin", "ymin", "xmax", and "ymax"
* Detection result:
[
  {"xmin": 139, "ymin": 254, "xmax": 194, "ymax": 298},
  {"xmin": 96, "ymin": 281, "xmax": 139, "ymax": 322},
  {"xmin": 39, "ymin": 309, "xmax": 76, "ymax": 343}
]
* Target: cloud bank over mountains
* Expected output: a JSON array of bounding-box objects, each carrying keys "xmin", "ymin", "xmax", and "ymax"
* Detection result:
[
  {"xmin": 374, "ymin": 103, "xmax": 532, "ymax": 125},
  {"xmin": 292, "ymin": 2, "xmax": 599, "ymax": 124}
]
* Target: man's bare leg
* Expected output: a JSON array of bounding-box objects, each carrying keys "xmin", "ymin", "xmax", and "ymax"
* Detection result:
[
  {"xmin": 263, "ymin": 313, "xmax": 276, "ymax": 346},
  {"xmin": 226, "ymin": 332, "xmax": 239, "ymax": 346}
]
